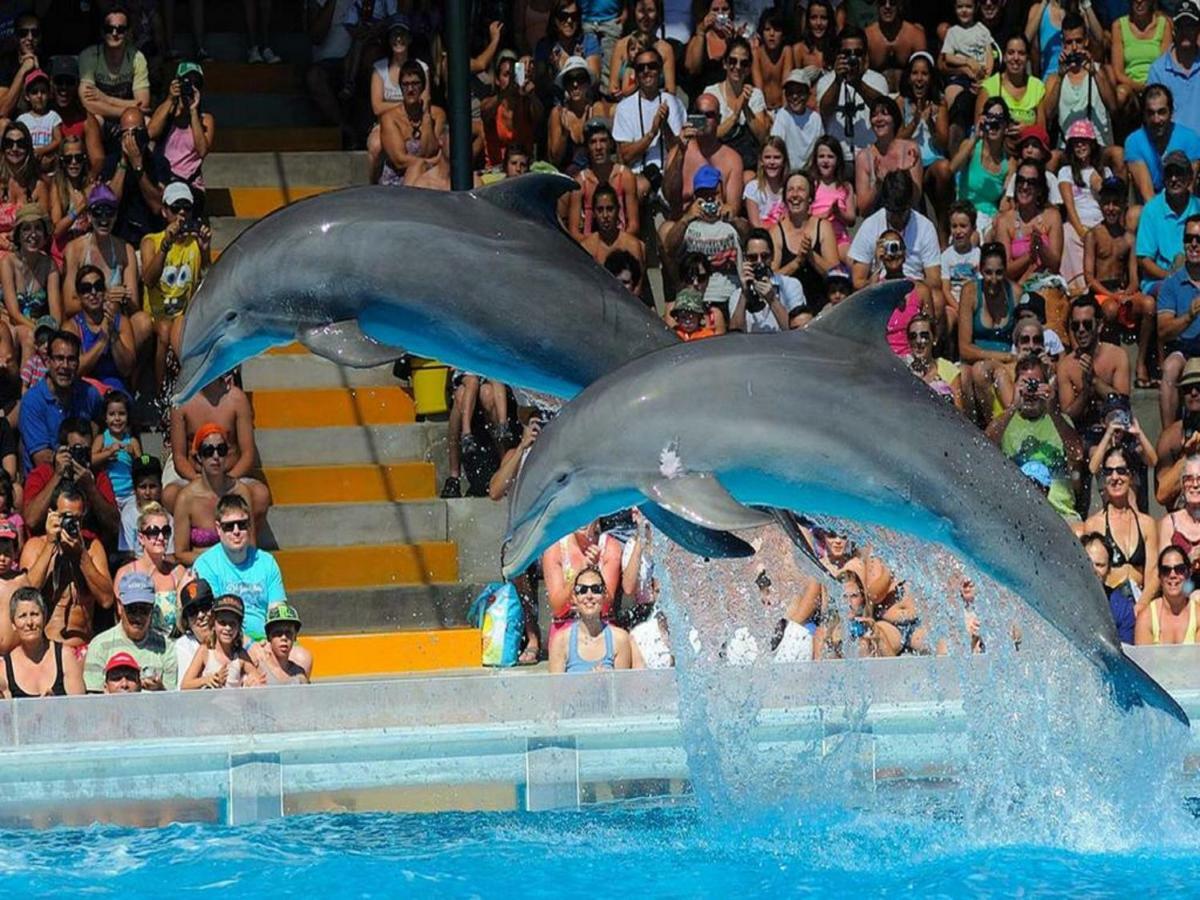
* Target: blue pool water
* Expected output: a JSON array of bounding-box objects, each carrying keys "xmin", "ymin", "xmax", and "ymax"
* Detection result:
[{"xmin": 5, "ymin": 804, "xmax": 1200, "ymax": 898}]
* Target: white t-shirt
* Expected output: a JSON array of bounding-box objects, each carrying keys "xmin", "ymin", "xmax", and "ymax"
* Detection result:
[
  {"xmin": 728, "ymin": 273, "xmax": 807, "ymax": 332},
  {"xmin": 849, "ymin": 208, "xmax": 943, "ymax": 280},
  {"xmin": 1012, "ymin": 326, "xmax": 1066, "ymax": 356},
  {"xmin": 701, "ymin": 81, "xmax": 767, "ymax": 129},
  {"xmin": 311, "ymin": 0, "xmax": 356, "ymax": 60},
  {"xmin": 631, "ymin": 615, "xmax": 673, "ymax": 668},
  {"xmin": 770, "ymin": 107, "xmax": 823, "ymax": 171},
  {"xmin": 17, "ymin": 109, "xmax": 61, "ymax": 149},
  {"xmin": 941, "ymin": 244, "xmax": 981, "ymax": 303},
  {"xmin": 175, "ymin": 633, "xmax": 200, "ymax": 689},
  {"xmin": 941, "ymin": 22, "xmax": 994, "ymax": 66},
  {"xmin": 1056, "ymin": 164, "xmax": 1110, "ymax": 228},
  {"xmin": 742, "ymin": 178, "xmax": 785, "ymax": 224},
  {"xmin": 816, "ymin": 68, "xmax": 890, "ymax": 160},
  {"xmin": 612, "ymin": 90, "xmax": 687, "ymax": 173}
]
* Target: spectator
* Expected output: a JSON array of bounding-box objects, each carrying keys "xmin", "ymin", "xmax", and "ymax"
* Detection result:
[
  {"xmin": 702, "ymin": 36, "xmax": 769, "ymax": 175},
  {"xmin": 793, "ymin": 0, "xmax": 839, "ymax": 70},
  {"xmin": 365, "ymin": 16, "xmax": 429, "ymax": 182},
  {"xmin": 101, "ymin": 650, "xmax": 141, "ymax": 693},
  {"xmin": 865, "ymin": 0, "xmax": 928, "ymax": 92},
  {"xmin": 548, "ymin": 565, "xmax": 633, "ymax": 673},
  {"xmin": 729, "ymin": 227, "xmax": 808, "ymax": 331},
  {"xmin": 604, "ymin": 249, "xmax": 645, "ymax": 303},
  {"xmin": 907, "ymin": 312, "xmax": 963, "ymax": 407},
  {"xmin": 1148, "ymin": 0, "xmax": 1200, "ymax": 135},
  {"xmin": 17, "ymin": 68, "xmax": 62, "ymax": 168},
  {"xmin": 1001, "ymin": 124, "xmax": 1064, "ymax": 209},
  {"xmin": 1159, "ymin": 452, "xmax": 1200, "ymax": 571},
  {"xmin": 848, "ymin": 170, "xmax": 941, "ymax": 290},
  {"xmin": 1152, "ymin": 212, "xmax": 1200, "ymax": 426},
  {"xmin": 62, "ymin": 185, "xmax": 138, "ymax": 322},
  {"xmin": 140, "ymin": 181, "xmax": 210, "ymax": 388},
  {"xmin": 258, "ymin": 602, "xmax": 309, "ymax": 684},
  {"xmin": 807, "ymin": 135, "xmax": 855, "ymax": 263},
  {"xmin": 874, "ymin": 230, "xmax": 936, "ymax": 354},
  {"xmin": 770, "ymin": 68, "xmax": 822, "ymax": 173},
  {"xmin": 192, "ymin": 494, "xmax": 284, "ymax": 642},
  {"xmin": 83, "ymin": 571, "xmax": 176, "ymax": 691},
  {"xmin": 173, "ymin": 425, "xmax": 259, "ymax": 565},
  {"xmin": 0, "ymin": 522, "xmax": 28, "ymax": 653},
  {"xmin": 147, "ymin": 63, "xmax": 214, "ymax": 214},
  {"xmin": 669, "ymin": 92, "xmax": 743, "ymax": 217},
  {"xmin": 668, "ymin": 285, "xmax": 721, "ymax": 340},
  {"xmin": 662, "ymin": 163, "xmax": 746, "ymax": 311},
  {"xmin": 1079, "ymin": 445, "xmax": 1159, "ymax": 602},
  {"xmin": 817, "ymin": 26, "xmax": 890, "ymax": 161},
  {"xmin": 986, "ymin": 353, "xmax": 1083, "ymax": 521},
  {"xmin": 479, "ymin": 52, "xmax": 543, "ymax": 174},
  {"xmin": 181, "ymin": 592, "xmax": 266, "ymax": 688},
  {"xmin": 950, "ymin": 98, "xmax": 1009, "ymax": 240},
  {"xmin": 939, "ymin": 0, "xmax": 994, "ymax": 132},
  {"xmin": 1155, "ymin": 365, "xmax": 1200, "ymax": 506},
  {"xmin": 19, "ymin": 316, "xmax": 55, "ymax": 394},
  {"xmin": 664, "ymin": 252, "xmax": 727, "ymax": 332},
  {"xmin": 244, "ymin": 0, "xmax": 281, "ymax": 64},
  {"xmin": 0, "ymin": 121, "xmax": 51, "ymax": 217},
  {"xmin": 536, "ymin": 0, "xmax": 602, "ymax": 90},
  {"xmin": 612, "ymin": 45, "xmax": 685, "ymax": 198},
  {"xmin": 2, "ymin": 204, "xmax": 62, "ymax": 366},
  {"xmin": 173, "ymin": 577, "xmax": 213, "ymax": 686},
  {"xmin": 580, "ymin": 184, "xmax": 646, "ymax": 291},
  {"xmin": 976, "ymin": 33, "xmax": 1046, "ymax": 129},
  {"xmin": 19, "ymin": 332, "xmax": 103, "ymax": 474},
  {"xmin": 20, "ymin": 483, "xmax": 116, "ymax": 645},
  {"xmin": 305, "ymin": 0, "xmax": 357, "ymax": 147},
  {"xmin": 0, "ymin": 13, "xmax": 42, "ymax": 121},
  {"xmin": 100, "ymin": 106, "xmax": 171, "ymax": 247},
  {"xmin": 751, "ymin": 6, "xmax": 791, "ymax": 109},
  {"xmin": 743, "ymin": 136, "xmax": 787, "ymax": 228},
  {"xmin": 1124, "ymin": 84, "xmax": 1200, "ymax": 204},
  {"xmin": 856, "ymin": 94, "xmax": 922, "ymax": 212},
  {"xmin": 566, "ymin": 118, "xmax": 640, "ymax": 241},
  {"xmin": 1080, "ymin": 532, "xmax": 1136, "ymax": 644},
  {"xmin": 92, "ymin": 390, "xmax": 140, "ymax": 514},
  {"xmin": 118, "ymin": 453, "xmax": 173, "ymax": 557},
  {"xmin": 1110, "ymin": 0, "xmax": 1173, "ymax": 120},
  {"xmin": 609, "ymin": 0, "xmax": 677, "ymax": 101},
  {"xmin": 51, "ymin": 56, "xmax": 104, "ymax": 179},
  {"xmin": 547, "ymin": 57, "xmax": 605, "ymax": 174},
  {"xmin": 769, "ymin": 171, "xmax": 838, "ymax": 311},
  {"xmin": 78, "ymin": 7, "xmax": 152, "ymax": 145},
  {"xmin": 1085, "ymin": 392, "xmax": 1158, "ymax": 507},
  {"xmin": 0, "ymin": 586, "xmax": 86, "ymax": 697},
  {"xmin": 1024, "ymin": 0, "xmax": 1104, "ymax": 81},
  {"xmin": 1057, "ymin": 123, "xmax": 1111, "ymax": 293},
  {"xmin": 23, "ymin": 416, "xmax": 119, "ymax": 541},
  {"xmin": 993, "ymin": 158, "xmax": 1064, "ymax": 284},
  {"xmin": 940, "ymin": 199, "xmax": 980, "ymax": 345},
  {"xmin": 542, "ymin": 519, "xmax": 622, "ymax": 644},
  {"xmin": 64, "ymin": 263, "xmax": 136, "ymax": 393},
  {"xmin": 899, "ymin": 52, "xmax": 952, "ymax": 218},
  {"xmin": 685, "ymin": 0, "xmax": 742, "ymax": 87},
  {"xmin": 1134, "ymin": 545, "xmax": 1200, "ymax": 644},
  {"xmin": 1043, "ymin": 13, "xmax": 1118, "ymax": 159},
  {"xmin": 51, "ymin": 136, "xmax": 96, "ymax": 267}
]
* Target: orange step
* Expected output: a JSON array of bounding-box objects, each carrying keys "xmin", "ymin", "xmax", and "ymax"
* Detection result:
[
  {"xmin": 263, "ymin": 463, "xmax": 436, "ymax": 503},
  {"xmin": 250, "ymin": 386, "xmax": 416, "ymax": 428},
  {"xmin": 275, "ymin": 541, "xmax": 458, "ymax": 590},
  {"xmin": 266, "ymin": 342, "xmax": 308, "ymax": 355},
  {"xmin": 303, "ymin": 629, "xmax": 479, "ymax": 677},
  {"xmin": 207, "ymin": 185, "xmax": 332, "ymax": 218},
  {"xmin": 220, "ymin": 127, "xmax": 341, "ymax": 152},
  {"xmin": 202, "ymin": 61, "xmax": 303, "ymax": 93}
]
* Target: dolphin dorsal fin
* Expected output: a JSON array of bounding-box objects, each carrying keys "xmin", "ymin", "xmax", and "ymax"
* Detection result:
[
  {"xmin": 475, "ymin": 173, "xmax": 578, "ymax": 231},
  {"xmin": 805, "ymin": 279, "xmax": 914, "ymax": 348}
]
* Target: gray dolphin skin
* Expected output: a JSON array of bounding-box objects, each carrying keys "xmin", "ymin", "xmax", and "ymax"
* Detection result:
[
  {"xmin": 173, "ymin": 174, "xmax": 676, "ymax": 402},
  {"xmin": 502, "ymin": 281, "xmax": 1188, "ymax": 726}
]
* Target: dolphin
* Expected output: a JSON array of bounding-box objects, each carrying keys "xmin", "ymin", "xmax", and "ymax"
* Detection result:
[
  {"xmin": 501, "ymin": 281, "xmax": 1188, "ymax": 726},
  {"xmin": 173, "ymin": 175, "xmax": 676, "ymax": 403}
]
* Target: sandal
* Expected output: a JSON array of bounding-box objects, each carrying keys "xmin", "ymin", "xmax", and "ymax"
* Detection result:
[{"xmin": 517, "ymin": 645, "xmax": 539, "ymax": 665}]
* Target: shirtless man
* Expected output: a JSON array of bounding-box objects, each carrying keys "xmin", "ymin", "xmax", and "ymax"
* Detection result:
[
  {"xmin": 162, "ymin": 373, "xmax": 270, "ymax": 518},
  {"xmin": 566, "ymin": 119, "xmax": 640, "ymax": 241},
  {"xmin": 20, "ymin": 485, "xmax": 114, "ymax": 647},
  {"xmin": 580, "ymin": 184, "xmax": 646, "ymax": 292},
  {"xmin": 865, "ymin": 0, "xmax": 928, "ymax": 92},
  {"xmin": 672, "ymin": 92, "xmax": 743, "ymax": 216},
  {"xmin": 379, "ymin": 61, "xmax": 446, "ymax": 183},
  {"xmin": 1084, "ymin": 179, "xmax": 1156, "ymax": 388},
  {"xmin": 0, "ymin": 522, "xmax": 28, "ymax": 654}
]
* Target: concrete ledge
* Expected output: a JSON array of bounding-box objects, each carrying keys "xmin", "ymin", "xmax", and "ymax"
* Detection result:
[
  {"xmin": 204, "ymin": 151, "xmax": 368, "ymax": 190},
  {"xmin": 241, "ymin": 354, "xmax": 398, "ymax": 391},
  {"xmin": 290, "ymin": 583, "xmax": 482, "ymax": 632},
  {"xmin": 255, "ymin": 423, "xmax": 444, "ymax": 467}
]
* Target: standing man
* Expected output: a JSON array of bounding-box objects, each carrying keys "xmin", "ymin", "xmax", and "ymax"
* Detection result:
[{"xmin": 816, "ymin": 27, "xmax": 889, "ymax": 162}]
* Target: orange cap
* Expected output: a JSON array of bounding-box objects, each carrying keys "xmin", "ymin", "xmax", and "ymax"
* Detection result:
[{"xmin": 191, "ymin": 423, "xmax": 227, "ymax": 456}]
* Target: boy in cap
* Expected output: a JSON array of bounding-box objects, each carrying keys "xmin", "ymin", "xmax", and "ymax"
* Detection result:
[
  {"xmin": 83, "ymin": 571, "xmax": 177, "ymax": 692},
  {"xmin": 770, "ymin": 68, "xmax": 823, "ymax": 174},
  {"xmin": 668, "ymin": 288, "xmax": 719, "ymax": 341},
  {"xmin": 257, "ymin": 602, "xmax": 309, "ymax": 684},
  {"xmin": 103, "ymin": 651, "xmax": 141, "ymax": 693},
  {"xmin": 19, "ymin": 316, "xmax": 56, "ymax": 393},
  {"xmin": 173, "ymin": 578, "xmax": 213, "ymax": 686},
  {"xmin": 663, "ymin": 164, "xmax": 746, "ymax": 312}
]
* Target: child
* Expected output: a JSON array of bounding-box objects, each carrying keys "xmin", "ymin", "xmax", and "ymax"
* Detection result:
[
  {"xmin": 16, "ymin": 69, "xmax": 62, "ymax": 167},
  {"xmin": 1058, "ymin": 120, "xmax": 1111, "ymax": 294},
  {"xmin": 940, "ymin": 199, "xmax": 981, "ymax": 347},
  {"xmin": 669, "ymin": 288, "xmax": 719, "ymax": 341},
  {"xmin": 181, "ymin": 594, "xmax": 265, "ymax": 689},
  {"xmin": 1084, "ymin": 177, "xmax": 1157, "ymax": 388},
  {"xmin": 807, "ymin": 136, "xmax": 856, "ymax": 264},
  {"xmin": 92, "ymin": 391, "xmax": 142, "ymax": 519},
  {"xmin": 19, "ymin": 316, "xmax": 55, "ymax": 393},
  {"xmin": 938, "ymin": 0, "xmax": 993, "ymax": 132},
  {"xmin": 752, "ymin": 6, "xmax": 794, "ymax": 110},
  {"xmin": 0, "ymin": 472, "xmax": 24, "ymax": 554}
]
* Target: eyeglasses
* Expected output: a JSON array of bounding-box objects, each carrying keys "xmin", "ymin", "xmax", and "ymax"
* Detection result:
[
  {"xmin": 198, "ymin": 442, "xmax": 229, "ymax": 458},
  {"xmin": 564, "ymin": 74, "xmax": 589, "ymax": 86},
  {"xmin": 104, "ymin": 23, "xmax": 128, "ymax": 35},
  {"xmin": 218, "ymin": 518, "xmax": 250, "ymax": 534},
  {"xmin": 1016, "ymin": 335, "xmax": 1044, "ymax": 346},
  {"xmin": 1, "ymin": 138, "xmax": 24, "ymax": 151},
  {"xmin": 77, "ymin": 280, "xmax": 104, "ymax": 294},
  {"xmin": 726, "ymin": 57, "xmax": 752, "ymax": 69},
  {"xmin": 1185, "ymin": 233, "xmax": 1200, "ymax": 245},
  {"xmin": 62, "ymin": 152, "xmax": 86, "ymax": 164},
  {"xmin": 634, "ymin": 61, "xmax": 661, "ymax": 72},
  {"xmin": 400, "ymin": 80, "xmax": 423, "ymax": 91},
  {"xmin": 1102, "ymin": 465, "xmax": 1130, "ymax": 478},
  {"xmin": 1160, "ymin": 562, "xmax": 1190, "ymax": 577},
  {"xmin": 1069, "ymin": 319, "xmax": 1096, "ymax": 331},
  {"xmin": 556, "ymin": 9, "xmax": 580, "ymax": 20},
  {"xmin": 1183, "ymin": 474, "xmax": 1200, "ymax": 486},
  {"xmin": 1015, "ymin": 175, "xmax": 1039, "ymax": 187},
  {"xmin": 140, "ymin": 524, "xmax": 172, "ymax": 539},
  {"xmin": 573, "ymin": 582, "xmax": 605, "ymax": 595}
]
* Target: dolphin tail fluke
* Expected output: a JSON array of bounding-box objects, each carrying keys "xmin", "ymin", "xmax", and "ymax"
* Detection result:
[
  {"xmin": 806, "ymin": 279, "xmax": 914, "ymax": 349},
  {"xmin": 1100, "ymin": 647, "xmax": 1189, "ymax": 727},
  {"xmin": 638, "ymin": 503, "xmax": 756, "ymax": 559}
]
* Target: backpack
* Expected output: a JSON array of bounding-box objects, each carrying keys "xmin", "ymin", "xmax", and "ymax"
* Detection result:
[{"xmin": 467, "ymin": 582, "xmax": 524, "ymax": 667}]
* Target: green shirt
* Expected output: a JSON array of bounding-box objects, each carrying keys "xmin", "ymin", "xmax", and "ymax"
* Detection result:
[
  {"xmin": 1000, "ymin": 412, "xmax": 1079, "ymax": 521},
  {"xmin": 83, "ymin": 624, "xmax": 177, "ymax": 692}
]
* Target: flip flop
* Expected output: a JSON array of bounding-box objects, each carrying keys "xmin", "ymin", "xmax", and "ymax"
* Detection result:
[{"xmin": 517, "ymin": 646, "xmax": 539, "ymax": 665}]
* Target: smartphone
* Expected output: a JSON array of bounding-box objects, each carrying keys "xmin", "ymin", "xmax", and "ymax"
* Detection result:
[
  {"xmin": 686, "ymin": 113, "xmax": 707, "ymax": 131},
  {"xmin": 514, "ymin": 61, "xmax": 526, "ymax": 87}
]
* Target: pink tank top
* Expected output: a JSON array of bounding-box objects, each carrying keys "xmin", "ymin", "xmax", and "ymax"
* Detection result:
[
  {"xmin": 810, "ymin": 181, "xmax": 850, "ymax": 246},
  {"xmin": 163, "ymin": 123, "xmax": 204, "ymax": 188},
  {"xmin": 885, "ymin": 286, "xmax": 923, "ymax": 355}
]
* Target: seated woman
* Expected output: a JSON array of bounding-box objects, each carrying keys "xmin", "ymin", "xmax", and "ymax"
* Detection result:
[
  {"xmin": 534, "ymin": 0, "xmax": 602, "ymax": 91},
  {"xmin": 1079, "ymin": 446, "xmax": 1159, "ymax": 608},
  {"xmin": 1158, "ymin": 454, "xmax": 1200, "ymax": 581},
  {"xmin": 855, "ymin": 95, "xmax": 922, "ymax": 213},
  {"xmin": 1086, "ymin": 399, "xmax": 1157, "ymax": 511},
  {"xmin": 541, "ymin": 519, "xmax": 623, "ymax": 644},
  {"xmin": 172, "ymin": 424, "xmax": 257, "ymax": 566},
  {"xmin": 1109, "ymin": 0, "xmax": 1171, "ymax": 119},
  {"xmin": 771, "ymin": 170, "xmax": 839, "ymax": 312},
  {"xmin": 64, "ymin": 264, "xmax": 135, "ymax": 395},
  {"xmin": 949, "ymin": 97, "xmax": 1010, "ymax": 239},
  {"xmin": 702, "ymin": 37, "xmax": 770, "ymax": 178},
  {"xmin": 1, "ymin": 203, "xmax": 61, "ymax": 366},
  {"xmin": 993, "ymin": 158, "xmax": 1064, "ymax": 285},
  {"xmin": 114, "ymin": 502, "xmax": 189, "ymax": 638},
  {"xmin": 957, "ymin": 242, "xmax": 1019, "ymax": 426},
  {"xmin": 906, "ymin": 312, "xmax": 964, "ymax": 409},
  {"xmin": 566, "ymin": 119, "xmax": 639, "ymax": 241},
  {"xmin": 548, "ymin": 565, "xmax": 633, "ymax": 673},
  {"xmin": 685, "ymin": 0, "xmax": 741, "ymax": 89},
  {"xmin": 792, "ymin": 0, "xmax": 840, "ymax": 70},
  {"xmin": 0, "ymin": 587, "xmax": 85, "ymax": 697},
  {"xmin": 874, "ymin": 230, "xmax": 935, "ymax": 355},
  {"xmin": 1135, "ymin": 546, "xmax": 1200, "ymax": 645},
  {"xmin": 480, "ymin": 52, "xmax": 544, "ymax": 173},
  {"xmin": 898, "ymin": 52, "xmax": 952, "ymax": 225}
]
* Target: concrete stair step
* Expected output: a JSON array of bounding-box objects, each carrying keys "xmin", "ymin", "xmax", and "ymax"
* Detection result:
[
  {"xmin": 262, "ymin": 500, "xmax": 448, "ymax": 547},
  {"xmin": 303, "ymin": 628, "xmax": 480, "ymax": 677},
  {"xmin": 203, "ymin": 152, "xmax": 368, "ymax": 190},
  {"xmin": 250, "ymin": 386, "xmax": 416, "ymax": 428},
  {"xmin": 211, "ymin": 216, "xmax": 254, "ymax": 251},
  {"xmin": 201, "ymin": 60, "xmax": 306, "ymax": 93},
  {"xmin": 263, "ymin": 462, "xmax": 436, "ymax": 504},
  {"xmin": 190, "ymin": 30, "xmax": 311, "ymax": 63},
  {"xmin": 205, "ymin": 92, "xmax": 324, "ymax": 129},
  {"xmin": 289, "ymin": 584, "xmax": 483, "ymax": 633},
  {"xmin": 255, "ymin": 423, "xmax": 442, "ymax": 467},
  {"xmin": 275, "ymin": 541, "xmax": 458, "ymax": 590},
  {"xmin": 218, "ymin": 127, "xmax": 341, "ymax": 153},
  {"xmin": 241, "ymin": 354, "xmax": 398, "ymax": 391},
  {"xmin": 205, "ymin": 184, "xmax": 333, "ymax": 218}
]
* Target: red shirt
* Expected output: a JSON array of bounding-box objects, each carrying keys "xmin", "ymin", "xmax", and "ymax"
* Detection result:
[
  {"xmin": 57, "ymin": 106, "xmax": 87, "ymax": 141},
  {"xmin": 23, "ymin": 463, "xmax": 117, "ymax": 542}
]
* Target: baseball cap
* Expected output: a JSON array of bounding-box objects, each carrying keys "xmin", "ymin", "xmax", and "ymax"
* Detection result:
[
  {"xmin": 131, "ymin": 453, "xmax": 162, "ymax": 483},
  {"xmin": 673, "ymin": 287, "xmax": 707, "ymax": 316},
  {"xmin": 1164, "ymin": 149, "xmax": 1192, "ymax": 173},
  {"xmin": 1065, "ymin": 119, "xmax": 1097, "ymax": 142},
  {"xmin": 49, "ymin": 56, "xmax": 79, "ymax": 81},
  {"xmin": 0, "ymin": 521, "xmax": 18, "ymax": 543},
  {"xmin": 162, "ymin": 182, "xmax": 194, "ymax": 207},
  {"xmin": 1018, "ymin": 124, "xmax": 1051, "ymax": 151},
  {"xmin": 783, "ymin": 66, "xmax": 821, "ymax": 88},
  {"xmin": 87, "ymin": 183, "xmax": 117, "ymax": 209},
  {"xmin": 175, "ymin": 60, "xmax": 204, "ymax": 83},
  {"xmin": 383, "ymin": 12, "xmax": 411, "ymax": 35},
  {"xmin": 265, "ymin": 601, "xmax": 302, "ymax": 632},
  {"xmin": 104, "ymin": 651, "xmax": 141, "ymax": 674},
  {"xmin": 693, "ymin": 165, "xmax": 721, "ymax": 191},
  {"xmin": 826, "ymin": 265, "xmax": 853, "ymax": 285},
  {"xmin": 117, "ymin": 571, "xmax": 155, "ymax": 606},
  {"xmin": 555, "ymin": 55, "xmax": 594, "ymax": 88},
  {"xmin": 1015, "ymin": 291, "xmax": 1047, "ymax": 324},
  {"xmin": 213, "ymin": 594, "xmax": 245, "ymax": 620},
  {"xmin": 33, "ymin": 315, "xmax": 57, "ymax": 338},
  {"xmin": 23, "ymin": 68, "xmax": 48, "ymax": 90},
  {"xmin": 179, "ymin": 578, "xmax": 214, "ymax": 613},
  {"xmin": 1020, "ymin": 460, "xmax": 1053, "ymax": 489},
  {"xmin": 1175, "ymin": 0, "xmax": 1200, "ymax": 22},
  {"xmin": 1180, "ymin": 357, "xmax": 1200, "ymax": 388},
  {"xmin": 584, "ymin": 117, "xmax": 610, "ymax": 137}
]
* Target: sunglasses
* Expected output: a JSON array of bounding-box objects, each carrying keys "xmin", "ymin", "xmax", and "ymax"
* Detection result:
[
  {"xmin": 907, "ymin": 330, "xmax": 932, "ymax": 341},
  {"xmin": 1, "ymin": 137, "xmax": 24, "ymax": 150},
  {"xmin": 77, "ymin": 280, "xmax": 104, "ymax": 294},
  {"xmin": 198, "ymin": 442, "xmax": 229, "ymax": 458},
  {"xmin": 726, "ymin": 57, "xmax": 752, "ymax": 69},
  {"xmin": 1160, "ymin": 562, "xmax": 1190, "ymax": 577},
  {"xmin": 169, "ymin": 202, "xmax": 193, "ymax": 214},
  {"xmin": 1102, "ymin": 465, "xmax": 1130, "ymax": 478},
  {"xmin": 16, "ymin": 26, "xmax": 38, "ymax": 37},
  {"xmin": 104, "ymin": 23, "xmax": 128, "ymax": 35},
  {"xmin": 89, "ymin": 204, "xmax": 116, "ymax": 218},
  {"xmin": 574, "ymin": 582, "xmax": 605, "ymax": 595},
  {"xmin": 556, "ymin": 9, "xmax": 580, "ymax": 20},
  {"xmin": 62, "ymin": 152, "xmax": 86, "ymax": 165},
  {"xmin": 1069, "ymin": 319, "xmax": 1095, "ymax": 331},
  {"xmin": 1016, "ymin": 335, "xmax": 1044, "ymax": 345},
  {"xmin": 1015, "ymin": 175, "xmax": 1039, "ymax": 187},
  {"xmin": 564, "ymin": 74, "xmax": 589, "ymax": 86},
  {"xmin": 188, "ymin": 602, "xmax": 214, "ymax": 617},
  {"xmin": 1185, "ymin": 233, "xmax": 1200, "ymax": 245},
  {"xmin": 140, "ymin": 524, "xmax": 172, "ymax": 539},
  {"xmin": 53, "ymin": 76, "xmax": 77, "ymax": 88},
  {"xmin": 634, "ymin": 61, "xmax": 661, "ymax": 72},
  {"xmin": 106, "ymin": 670, "xmax": 139, "ymax": 682},
  {"xmin": 1184, "ymin": 383, "xmax": 1200, "ymax": 394},
  {"xmin": 218, "ymin": 518, "xmax": 250, "ymax": 534}
]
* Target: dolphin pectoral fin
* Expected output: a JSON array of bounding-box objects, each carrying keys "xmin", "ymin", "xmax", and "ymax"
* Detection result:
[
  {"xmin": 297, "ymin": 321, "xmax": 407, "ymax": 368},
  {"xmin": 639, "ymin": 473, "xmax": 774, "ymax": 532},
  {"xmin": 638, "ymin": 503, "xmax": 756, "ymax": 559},
  {"xmin": 1102, "ymin": 647, "xmax": 1189, "ymax": 727},
  {"xmin": 805, "ymin": 280, "xmax": 914, "ymax": 349},
  {"xmin": 475, "ymin": 172, "xmax": 578, "ymax": 232}
]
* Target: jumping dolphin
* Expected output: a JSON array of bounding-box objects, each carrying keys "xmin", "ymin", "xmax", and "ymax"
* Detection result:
[
  {"xmin": 501, "ymin": 281, "xmax": 1188, "ymax": 726},
  {"xmin": 173, "ymin": 175, "xmax": 676, "ymax": 402}
]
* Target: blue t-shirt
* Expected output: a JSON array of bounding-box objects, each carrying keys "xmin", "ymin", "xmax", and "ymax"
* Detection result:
[
  {"xmin": 1135, "ymin": 191, "xmax": 1200, "ymax": 292},
  {"xmin": 1123, "ymin": 123, "xmax": 1200, "ymax": 194},
  {"xmin": 1148, "ymin": 51, "xmax": 1200, "ymax": 135},
  {"xmin": 580, "ymin": 0, "xmax": 621, "ymax": 22},
  {"xmin": 19, "ymin": 378, "xmax": 103, "ymax": 473},
  {"xmin": 1157, "ymin": 267, "xmax": 1200, "ymax": 343},
  {"xmin": 193, "ymin": 545, "xmax": 286, "ymax": 642}
]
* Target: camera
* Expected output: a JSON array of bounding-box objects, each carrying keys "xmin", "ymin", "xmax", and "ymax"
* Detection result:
[
  {"xmin": 1109, "ymin": 409, "xmax": 1131, "ymax": 430},
  {"xmin": 1064, "ymin": 51, "xmax": 1086, "ymax": 67},
  {"xmin": 752, "ymin": 261, "xmax": 772, "ymax": 281},
  {"xmin": 881, "ymin": 239, "xmax": 903, "ymax": 257},
  {"xmin": 59, "ymin": 513, "xmax": 80, "ymax": 539},
  {"xmin": 1022, "ymin": 377, "xmax": 1041, "ymax": 398},
  {"xmin": 715, "ymin": 12, "xmax": 731, "ymax": 28},
  {"xmin": 69, "ymin": 444, "xmax": 89, "ymax": 467},
  {"xmin": 179, "ymin": 77, "xmax": 194, "ymax": 105},
  {"xmin": 686, "ymin": 113, "xmax": 708, "ymax": 131},
  {"xmin": 983, "ymin": 113, "xmax": 1005, "ymax": 130}
]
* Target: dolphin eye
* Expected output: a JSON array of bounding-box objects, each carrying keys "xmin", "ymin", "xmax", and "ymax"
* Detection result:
[
  {"xmin": 224, "ymin": 310, "xmax": 237, "ymax": 322},
  {"xmin": 556, "ymin": 471, "xmax": 570, "ymax": 485}
]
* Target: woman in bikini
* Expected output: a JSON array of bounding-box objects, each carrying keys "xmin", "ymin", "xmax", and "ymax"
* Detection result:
[
  {"xmin": 1, "ymin": 203, "xmax": 61, "ymax": 365},
  {"xmin": 0, "ymin": 587, "xmax": 85, "ymax": 698},
  {"xmin": 1079, "ymin": 446, "xmax": 1158, "ymax": 606},
  {"xmin": 114, "ymin": 502, "xmax": 190, "ymax": 638},
  {"xmin": 993, "ymin": 158, "xmax": 1064, "ymax": 285},
  {"xmin": 548, "ymin": 565, "xmax": 633, "ymax": 673},
  {"xmin": 957, "ymin": 242, "xmax": 1019, "ymax": 425},
  {"xmin": 1159, "ymin": 455, "xmax": 1200, "ymax": 579},
  {"xmin": 771, "ymin": 171, "xmax": 839, "ymax": 313},
  {"xmin": 1135, "ymin": 546, "xmax": 1200, "ymax": 645},
  {"xmin": 566, "ymin": 120, "xmax": 639, "ymax": 241},
  {"xmin": 172, "ymin": 424, "xmax": 256, "ymax": 566},
  {"xmin": 540, "ymin": 519, "xmax": 623, "ymax": 645}
]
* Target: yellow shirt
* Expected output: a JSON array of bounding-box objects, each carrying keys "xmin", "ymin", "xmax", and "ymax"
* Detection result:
[{"xmin": 142, "ymin": 231, "xmax": 203, "ymax": 319}]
